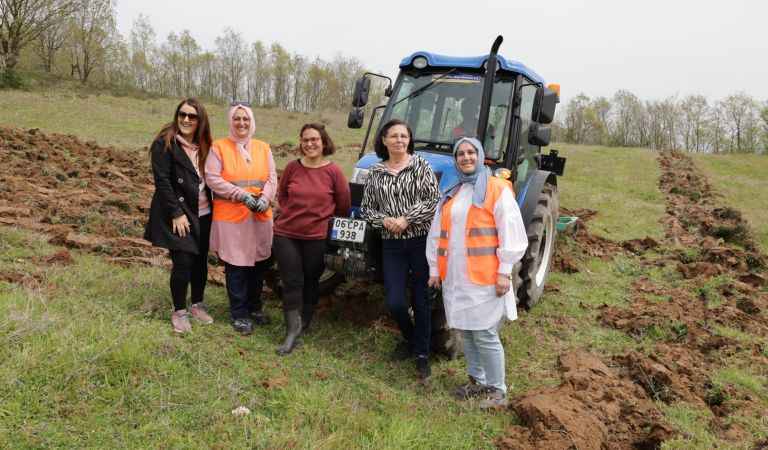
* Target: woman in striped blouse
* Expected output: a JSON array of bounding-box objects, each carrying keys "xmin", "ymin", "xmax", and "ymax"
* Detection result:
[{"xmin": 360, "ymin": 118, "xmax": 440, "ymax": 380}]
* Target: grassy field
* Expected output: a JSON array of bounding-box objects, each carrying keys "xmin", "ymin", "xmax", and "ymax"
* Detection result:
[
  {"xmin": 0, "ymin": 88, "xmax": 365, "ymax": 174},
  {"xmin": 693, "ymin": 153, "xmax": 768, "ymax": 251},
  {"xmin": 554, "ymin": 144, "xmax": 666, "ymax": 241},
  {"xmin": 1, "ymin": 89, "xmax": 767, "ymax": 449}
]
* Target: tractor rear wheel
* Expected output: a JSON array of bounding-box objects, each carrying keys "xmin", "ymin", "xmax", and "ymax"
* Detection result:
[
  {"xmin": 516, "ymin": 183, "xmax": 558, "ymax": 309},
  {"xmin": 265, "ymin": 269, "xmax": 345, "ymax": 299}
]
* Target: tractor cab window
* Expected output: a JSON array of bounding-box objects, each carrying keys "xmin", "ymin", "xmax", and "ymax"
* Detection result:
[{"xmin": 387, "ymin": 71, "xmax": 513, "ymax": 157}]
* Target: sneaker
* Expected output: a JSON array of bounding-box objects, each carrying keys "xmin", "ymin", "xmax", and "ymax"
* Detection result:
[
  {"xmin": 478, "ymin": 388, "xmax": 508, "ymax": 410},
  {"xmin": 390, "ymin": 340, "xmax": 412, "ymax": 361},
  {"xmin": 416, "ymin": 355, "xmax": 431, "ymax": 381},
  {"xmin": 171, "ymin": 309, "xmax": 192, "ymax": 334},
  {"xmin": 251, "ymin": 310, "xmax": 271, "ymax": 326},
  {"xmin": 453, "ymin": 376, "xmax": 491, "ymax": 400},
  {"xmin": 232, "ymin": 318, "xmax": 254, "ymax": 335},
  {"xmin": 190, "ymin": 303, "xmax": 214, "ymax": 324}
]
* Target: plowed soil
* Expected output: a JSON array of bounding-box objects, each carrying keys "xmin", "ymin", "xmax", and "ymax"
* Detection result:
[
  {"xmin": 0, "ymin": 126, "xmax": 293, "ymax": 285},
  {"xmin": 501, "ymin": 150, "xmax": 768, "ymax": 449},
  {"xmin": 3, "ymin": 128, "xmax": 767, "ymax": 448}
]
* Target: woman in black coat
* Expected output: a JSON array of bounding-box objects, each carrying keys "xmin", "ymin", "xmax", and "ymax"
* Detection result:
[{"xmin": 144, "ymin": 98, "xmax": 214, "ymax": 333}]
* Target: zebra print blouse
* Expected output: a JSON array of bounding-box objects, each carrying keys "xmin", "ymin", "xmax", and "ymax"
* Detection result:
[{"xmin": 360, "ymin": 154, "xmax": 440, "ymax": 240}]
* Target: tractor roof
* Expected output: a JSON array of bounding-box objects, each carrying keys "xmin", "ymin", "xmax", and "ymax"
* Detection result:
[{"xmin": 399, "ymin": 52, "xmax": 544, "ymax": 84}]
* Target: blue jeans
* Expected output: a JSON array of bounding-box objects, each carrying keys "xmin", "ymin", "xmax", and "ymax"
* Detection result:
[
  {"xmin": 224, "ymin": 260, "xmax": 270, "ymax": 320},
  {"xmin": 381, "ymin": 236, "xmax": 430, "ymax": 357},
  {"xmin": 462, "ymin": 322, "xmax": 506, "ymax": 393}
]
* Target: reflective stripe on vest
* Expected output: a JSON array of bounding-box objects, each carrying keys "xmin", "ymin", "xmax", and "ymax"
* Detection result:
[
  {"xmin": 211, "ymin": 138, "xmax": 273, "ymax": 223},
  {"xmin": 436, "ymin": 177, "xmax": 509, "ymax": 285}
]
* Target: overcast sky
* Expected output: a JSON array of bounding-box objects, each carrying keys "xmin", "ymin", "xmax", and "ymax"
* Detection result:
[{"xmin": 116, "ymin": 0, "xmax": 768, "ymax": 105}]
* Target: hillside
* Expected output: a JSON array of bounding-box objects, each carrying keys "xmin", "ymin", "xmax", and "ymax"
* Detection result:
[{"xmin": 1, "ymin": 90, "xmax": 767, "ymax": 449}]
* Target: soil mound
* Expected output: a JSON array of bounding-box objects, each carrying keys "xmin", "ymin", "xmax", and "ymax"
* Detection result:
[
  {"xmin": 499, "ymin": 351, "xmax": 674, "ymax": 450},
  {"xmin": 598, "ymin": 150, "xmax": 768, "ymax": 443},
  {"xmin": 0, "ymin": 126, "xmax": 168, "ymax": 266}
]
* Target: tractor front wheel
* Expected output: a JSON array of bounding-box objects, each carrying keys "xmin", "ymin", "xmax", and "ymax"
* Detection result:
[{"xmin": 516, "ymin": 183, "xmax": 558, "ymax": 309}]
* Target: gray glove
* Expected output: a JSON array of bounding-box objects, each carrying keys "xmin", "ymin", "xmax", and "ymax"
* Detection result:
[
  {"xmin": 242, "ymin": 193, "xmax": 259, "ymax": 211},
  {"xmin": 254, "ymin": 196, "xmax": 269, "ymax": 213}
]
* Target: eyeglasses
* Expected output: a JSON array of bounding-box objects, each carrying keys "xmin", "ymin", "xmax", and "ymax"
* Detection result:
[
  {"xmin": 178, "ymin": 112, "xmax": 199, "ymax": 121},
  {"xmin": 301, "ymin": 137, "xmax": 322, "ymax": 144},
  {"xmin": 385, "ymin": 133, "xmax": 409, "ymax": 140},
  {"xmin": 230, "ymin": 101, "xmax": 251, "ymax": 107}
]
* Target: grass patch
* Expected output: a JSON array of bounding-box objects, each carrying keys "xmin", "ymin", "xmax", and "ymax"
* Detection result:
[
  {"xmin": 0, "ymin": 229, "xmax": 511, "ymax": 449},
  {"xmin": 693, "ymin": 153, "xmax": 768, "ymax": 252},
  {"xmin": 554, "ymin": 144, "xmax": 665, "ymax": 241},
  {"xmin": 0, "ymin": 88, "xmax": 365, "ymax": 175},
  {"xmin": 713, "ymin": 368, "xmax": 768, "ymax": 402},
  {"xmin": 660, "ymin": 404, "xmax": 724, "ymax": 450}
]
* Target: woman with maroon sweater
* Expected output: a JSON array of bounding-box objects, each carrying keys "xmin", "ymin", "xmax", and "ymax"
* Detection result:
[{"xmin": 274, "ymin": 123, "xmax": 351, "ymax": 355}]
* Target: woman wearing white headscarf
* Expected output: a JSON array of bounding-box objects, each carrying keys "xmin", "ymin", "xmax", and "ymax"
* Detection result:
[
  {"xmin": 205, "ymin": 103, "xmax": 277, "ymax": 335},
  {"xmin": 426, "ymin": 137, "xmax": 528, "ymax": 409}
]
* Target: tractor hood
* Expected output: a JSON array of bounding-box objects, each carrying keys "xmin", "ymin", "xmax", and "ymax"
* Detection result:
[{"xmin": 355, "ymin": 151, "xmax": 460, "ymax": 194}]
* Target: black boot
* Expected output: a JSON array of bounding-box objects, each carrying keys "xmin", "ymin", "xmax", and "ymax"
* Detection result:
[
  {"xmin": 276, "ymin": 310, "xmax": 302, "ymax": 356},
  {"xmin": 301, "ymin": 303, "xmax": 315, "ymax": 333}
]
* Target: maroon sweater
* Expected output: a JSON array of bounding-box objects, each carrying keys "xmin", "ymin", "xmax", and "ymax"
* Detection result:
[{"xmin": 274, "ymin": 160, "xmax": 351, "ymax": 240}]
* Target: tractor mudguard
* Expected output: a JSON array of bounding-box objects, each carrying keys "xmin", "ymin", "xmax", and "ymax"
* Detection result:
[{"xmin": 519, "ymin": 170, "xmax": 557, "ymax": 226}]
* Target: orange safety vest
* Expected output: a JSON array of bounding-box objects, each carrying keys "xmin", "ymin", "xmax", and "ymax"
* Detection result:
[
  {"xmin": 211, "ymin": 138, "xmax": 273, "ymax": 223},
  {"xmin": 437, "ymin": 177, "xmax": 510, "ymax": 285}
]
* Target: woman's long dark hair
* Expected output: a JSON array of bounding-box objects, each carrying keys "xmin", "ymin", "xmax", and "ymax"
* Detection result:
[{"xmin": 153, "ymin": 98, "xmax": 212, "ymax": 178}]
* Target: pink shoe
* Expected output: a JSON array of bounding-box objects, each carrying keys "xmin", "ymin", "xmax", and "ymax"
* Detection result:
[
  {"xmin": 172, "ymin": 309, "xmax": 192, "ymax": 333},
  {"xmin": 190, "ymin": 303, "xmax": 214, "ymax": 324}
]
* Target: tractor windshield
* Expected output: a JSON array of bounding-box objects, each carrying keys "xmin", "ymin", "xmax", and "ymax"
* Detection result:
[{"xmin": 383, "ymin": 71, "xmax": 514, "ymax": 157}]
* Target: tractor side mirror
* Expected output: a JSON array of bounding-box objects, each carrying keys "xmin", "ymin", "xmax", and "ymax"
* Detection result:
[
  {"xmin": 348, "ymin": 107, "xmax": 365, "ymax": 129},
  {"xmin": 532, "ymin": 86, "xmax": 558, "ymax": 124},
  {"xmin": 528, "ymin": 123, "xmax": 551, "ymax": 147},
  {"xmin": 352, "ymin": 77, "xmax": 371, "ymax": 107}
]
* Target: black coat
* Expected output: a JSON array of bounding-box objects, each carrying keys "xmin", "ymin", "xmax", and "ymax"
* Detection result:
[{"xmin": 144, "ymin": 137, "xmax": 212, "ymax": 254}]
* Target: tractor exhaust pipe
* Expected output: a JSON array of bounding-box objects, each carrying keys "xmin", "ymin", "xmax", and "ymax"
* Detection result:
[{"xmin": 476, "ymin": 35, "xmax": 503, "ymax": 145}]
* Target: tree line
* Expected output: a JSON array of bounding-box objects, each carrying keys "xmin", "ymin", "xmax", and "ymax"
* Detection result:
[
  {"xmin": 556, "ymin": 90, "xmax": 768, "ymax": 154},
  {"xmin": 1, "ymin": 0, "xmax": 372, "ymax": 111}
]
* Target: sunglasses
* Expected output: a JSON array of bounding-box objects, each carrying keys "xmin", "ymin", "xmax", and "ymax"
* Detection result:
[
  {"xmin": 178, "ymin": 111, "xmax": 199, "ymax": 121},
  {"xmin": 230, "ymin": 101, "xmax": 251, "ymax": 107}
]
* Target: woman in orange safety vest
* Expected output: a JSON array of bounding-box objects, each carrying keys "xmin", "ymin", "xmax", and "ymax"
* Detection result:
[
  {"xmin": 426, "ymin": 137, "xmax": 528, "ymax": 409},
  {"xmin": 205, "ymin": 102, "xmax": 277, "ymax": 336}
]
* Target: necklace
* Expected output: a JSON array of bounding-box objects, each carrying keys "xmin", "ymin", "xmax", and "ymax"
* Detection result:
[{"xmin": 387, "ymin": 155, "xmax": 410, "ymax": 171}]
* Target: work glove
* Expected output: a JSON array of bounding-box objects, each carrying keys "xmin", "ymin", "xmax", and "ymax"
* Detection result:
[
  {"xmin": 242, "ymin": 193, "xmax": 259, "ymax": 211},
  {"xmin": 253, "ymin": 196, "xmax": 269, "ymax": 213}
]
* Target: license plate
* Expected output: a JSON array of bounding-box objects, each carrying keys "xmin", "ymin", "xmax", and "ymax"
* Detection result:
[{"xmin": 330, "ymin": 217, "xmax": 366, "ymax": 243}]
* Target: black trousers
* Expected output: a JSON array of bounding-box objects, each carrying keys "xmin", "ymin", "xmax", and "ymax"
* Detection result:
[
  {"xmin": 224, "ymin": 259, "xmax": 270, "ymax": 320},
  {"xmin": 381, "ymin": 236, "xmax": 431, "ymax": 357},
  {"xmin": 169, "ymin": 213, "xmax": 212, "ymax": 311},
  {"xmin": 273, "ymin": 236, "xmax": 327, "ymax": 312}
]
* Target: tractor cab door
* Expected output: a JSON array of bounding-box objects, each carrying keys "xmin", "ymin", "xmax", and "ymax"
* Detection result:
[{"xmin": 512, "ymin": 79, "xmax": 539, "ymax": 192}]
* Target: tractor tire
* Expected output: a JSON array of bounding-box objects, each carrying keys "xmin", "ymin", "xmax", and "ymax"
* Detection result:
[
  {"xmin": 266, "ymin": 269, "xmax": 346, "ymax": 300},
  {"xmin": 516, "ymin": 183, "xmax": 558, "ymax": 309},
  {"xmin": 318, "ymin": 270, "xmax": 346, "ymax": 296}
]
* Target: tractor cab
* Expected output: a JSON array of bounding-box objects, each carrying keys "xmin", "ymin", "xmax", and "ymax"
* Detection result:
[{"xmin": 332, "ymin": 36, "xmax": 566, "ymax": 309}]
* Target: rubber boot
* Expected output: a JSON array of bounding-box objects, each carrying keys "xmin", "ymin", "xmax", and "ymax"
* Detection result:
[
  {"xmin": 301, "ymin": 303, "xmax": 315, "ymax": 333},
  {"xmin": 276, "ymin": 310, "xmax": 302, "ymax": 356}
]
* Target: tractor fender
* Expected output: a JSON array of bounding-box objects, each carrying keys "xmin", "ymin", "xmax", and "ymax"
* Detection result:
[{"xmin": 518, "ymin": 170, "xmax": 557, "ymax": 227}]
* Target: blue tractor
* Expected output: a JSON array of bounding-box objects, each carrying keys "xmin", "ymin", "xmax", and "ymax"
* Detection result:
[{"xmin": 324, "ymin": 36, "xmax": 565, "ymax": 312}]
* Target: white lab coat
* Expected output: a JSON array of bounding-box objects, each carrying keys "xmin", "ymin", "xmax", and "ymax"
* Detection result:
[{"xmin": 426, "ymin": 183, "xmax": 528, "ymax": 330}]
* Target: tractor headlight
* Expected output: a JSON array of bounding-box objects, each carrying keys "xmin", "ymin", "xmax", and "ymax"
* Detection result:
[
  {"xmin": 350, "ymin": 168, "xmax": 370, "ymax": 185},
  {"xmin": 412, "ymin": 56, "xmax": 428, "ymax": 69}
]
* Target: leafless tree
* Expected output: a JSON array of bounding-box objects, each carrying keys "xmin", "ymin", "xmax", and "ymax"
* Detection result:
[
  {"xmin": 68, "ymin": 0, "xmax": 115, "ymax": 83},
  {"xmin": 679, "ymin": 95, "xmax": 709, "ymax": 152},
  {"xmin": 0, "ymin": 0, "xmax": 74, "ymax": 72},
  {"xmin": 721, "ymin": 92, "xmax": 759, "ymax": 152},
  {"xmin": 215, "ymin": 27, "xmax": 246, "ymax": 102}
]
